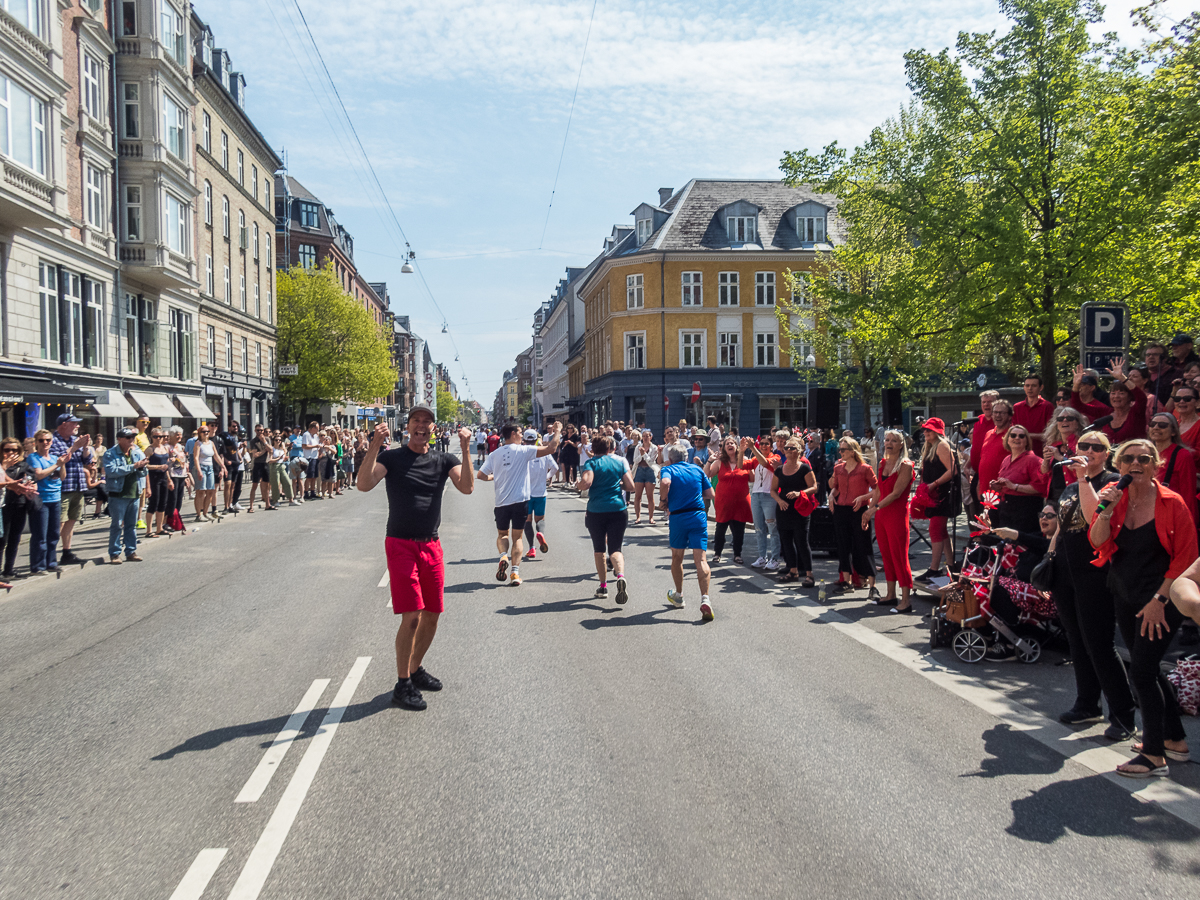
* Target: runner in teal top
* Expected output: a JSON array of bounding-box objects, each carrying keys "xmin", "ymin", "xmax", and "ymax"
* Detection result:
[
  {"xmin": 577, "ymin": 436, "xmax": 635, "ymax": 604},
  {"xmin": 581, "ymin": 453, "xmax": 629, "ymax": 513}
]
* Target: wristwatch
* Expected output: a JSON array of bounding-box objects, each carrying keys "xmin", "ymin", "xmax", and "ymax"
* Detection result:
[{"xmin": 1153, "ymin": 593, "xmax": 1169, "ymax": 605}]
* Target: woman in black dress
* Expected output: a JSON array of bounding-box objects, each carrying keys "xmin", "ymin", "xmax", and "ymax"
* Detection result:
[
  {"xmin": 559, "ymin": 428, "xmax": 580, "ymax": 487},
  {"xmin": 144, "ymin": 429, "xmax": 173, "ymax": 538},
  {"xmin": 771, "ymin": 438, "xmax": 817, "ymax": 586}
]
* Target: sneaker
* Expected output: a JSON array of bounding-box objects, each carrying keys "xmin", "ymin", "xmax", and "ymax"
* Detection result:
[
  {"xmin": 594, "ymin": 585, "xmax": 608, "ymax": 600},
  {"xmin": 410, "ymin": 666, "xmax": 443, "ymax": 692},
  {"xmin": 666, "ymin": 589, "xmax": 685, "ymax": 608},
  {"xmin": 537, "ymin": 532, "xmax": 549, "ymax": 553},
  {"xmin": 32, "ymin": 569, "xmax": 50, "ymax": 576},
  {"xmin": 751, "ymin": 556, "xmax": 767, "ymax": 568},
  {"xmin": 125, "ymin": 554, "xmax": 143, "ymax": 562},
  {"xmin": 392, "ymin": 679, "xmax": 426, "ymax": 711},
  {"xmin": 1103, "ymin": 720, "xmax": 1138, "ymax": 742},
  {"xmin": 1059, "ymin": 706, "xmax": 1104, "ymax": 725},
  {"xmin": 615, "ymin": 576, "xmax": 628, "ymax": 605},
  {"xmin": 496, "ymin": 557, "xmax": 509, "ymax": 582},
  {"xmin": 231, "ymin": 503, "xmax": 244, "ymax": 511},
  {"xmin": 510, "ymin": 571, "xmax": 521, "ymax": 586},
  {"xmin": 108, "ymin": 556, "xmax": 122, "ymax": 565},
  {"xmin": 764, "ymin": 559, "xmax": 780, "ymax": 571},
  {"xmin": 700, "ymin": 597, "xmax": 714, "ymax": 622},
  {"xmin": 59, "ymin": 550, "xmax": 80, "ymax": 564},
  {"xmin": 136, "ymin": 520, "xmax": 146, "ymax": 529},
  {"xmin": 606, "ymin": 556, "xmax": 614, "ymax": 571},
  {"xmin": 525, "ymin": 548, "xmax": 536, "ymax": 560}
]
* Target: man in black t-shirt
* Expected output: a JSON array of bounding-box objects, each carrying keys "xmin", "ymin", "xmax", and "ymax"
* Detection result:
[
  {"xmin": 220, "ymin": 421, "xmax": 244, "ymax": 512},
  {"xmin": 358, "ymin": 403, "xmax": 474, "ymax": 711}
]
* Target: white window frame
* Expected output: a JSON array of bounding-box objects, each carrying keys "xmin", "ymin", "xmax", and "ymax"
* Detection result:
[
  {"xmin": 82, "ymin": 53, "xmax": 103, "ymax": 121},
  {"xmin": 755, "ymin": 332, "xmax": 777, "ymax": 367},
  {"xmin": 121, "ymin": 82, "xmax": 139, "ymax": 138},
  {"xmin": 85, "ymin": 164, "xmax": 106, "ymax": 229},
  {"xmin": 223, "ymin": 265, "xmax": 231, "ymax": 304},
  {"xmin": 38, "ymin": 262, "xmax": 58, "ymax": 361},
  {"xmin": 679, "ymin": 330, "xmax": 706, "ymax": 369},
  {"xmin": 123, "ymin": 183, "xmax": 141, "ymax": 240},
  {"xmin": 163, "ymin": 191, "xmax": 187, "ymax": 254},
  {"xmin": 240, "ymin": 336, "xmax": 248, "ymax": 373},
  {"xmin": 203, "ymin": 181, "xmax": 212, "ymax": 225},
  {"xmin": 86, "ymin": 280, "xmax": 104, "ymax": 369},
  {"xmin": 755, "ymin": 271, "xmax": 775, "ymax": 306},
  {"xmin": 255, "ymin": 341, "xmax": 262, "ymax": 376},
  {"xmin": 163, "ymin": 90, "xmax": 186, "ymax": 160},
  {"xmin": 202, "ymin": 109, "xmax": 210, "ymax": 152},
  {"xmin": 222, "ymin": 196, "xmax": 230, "ymax": 238},
  {"xmin": 798, "ymin": 215, "xmax": 825, "ymax": 243},
  {"xmin": 239, "ymin": 274, "xmax": 246, "ymax": 311},
  {"xmin": 206, "ymin": 324, "xmax": 216, "ymax": 366},
  {"xmin": 718, "ymin": 271, "xmax": 739, "ymax": 306},
  {"xmin": 681, "ymin": 271, "xmax": 702, "ymax": 307},
  {"xmin": 636, "ymin": 218, "xmax": 651, "ymax": 244},
  {"xmin": 625, "ymin": 331, "xmax": 646, "ymax": 370},
  {"xmin": 254, "ymin": 282, "xmax": 260, "ymax": 318},
  {"xmin": 727, "ymin": 216, "xmax": 756, "ymax": 243},
  {"xmin": 252, "ymin": 222, "xmax": 259, "ymax": 259},
  {"xmin": 626, "ymin": 273, "xmax": 644, "ymax": 309},
  {"xmin": 3, "ymin": 0, "xmax": 44, "ymax": 38},
  {"xmin": 160, "ymin": 1, "xmax": 186, "ymax": 67},
  {"xmin": 0, "ymin": 74, "xmax": 47, "ymax": 176},
  {"xmin": 225, "ymin": 331, "xmax": 233, "ymax": 371},
  {"xmin": 205, "ymin": 254, "xmax": 213, "ymax": 296},
  {"xmin": 220, "ymin": 131, "xmax": 228, "ymax": 168},
  {"xmin": 718, "ymin": 331, "xmax": 740, "ymax": 368},
  {"xmin": 251, "ymin": 164, "xmax": 258, "ymax": 200},
  {"xmin": 237, "ymin": 149, "xmax": 244, "ymax": 185},
  {"xmin": 299, "ymin": 201, "xmax": 319, "ymax": 228}
]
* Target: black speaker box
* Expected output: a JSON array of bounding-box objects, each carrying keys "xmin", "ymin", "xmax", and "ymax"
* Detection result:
[
  {"xmin": 882, "ymin": 388, "xmax": 904, "ymax": 427},
  {"xmin": 809, "ymin": 387, "xmax": 841, "ymax": 430}
]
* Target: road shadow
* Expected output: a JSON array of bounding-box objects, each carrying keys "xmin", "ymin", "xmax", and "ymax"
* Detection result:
[
  {"xmin": 524, "ymin": 572, "xmax": 597, "ymax": 585},
  {"xmin": 1007, "ymin": 773, "xmax": 1200, "ymax": 852},
  {"xmin": 446, "ymin": 558, "xmax": 499, "ymax": 566},
  {"xmin": 151, "ymin": 691, "xmax": 395, "ymax": 760},
  {"xmin": 579, "ymin": 606, "xmax": 700, "ymax": 630},
  {"xmin": 444, "ymin": 581, "xmax": 493, "ymax": 594},
  {"xmin": 495, "ymin": 597, "xmax": 610, "ymax": 616},
  {"xmin": 961, "ymin": 724, "xmax": 1065, "ymax": 779}
]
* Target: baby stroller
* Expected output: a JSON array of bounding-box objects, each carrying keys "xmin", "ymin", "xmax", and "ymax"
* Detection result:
[{"xmin": 929, "ymin": 539, "xmax": 1059, "ymax": 664}]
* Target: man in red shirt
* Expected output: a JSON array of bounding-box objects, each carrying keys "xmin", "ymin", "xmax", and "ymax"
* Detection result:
[
  {"xmin": 1070, "ymin": 364, "xmax": 1112, "ymax": 422},
  {"xmin": 969, "ymin": 390, "xmax": 998, "ymax": 503},
  {"xmin": 977, "ymin": 399, "xmax": 1013, "ymax": 501},
  {"xmin": 1012, "ymin": 373, "xmax": 1054, "ymax": 453},
  {"xmin": 486, "ymin": 430, "xmax": 501, "ymax": 454}
]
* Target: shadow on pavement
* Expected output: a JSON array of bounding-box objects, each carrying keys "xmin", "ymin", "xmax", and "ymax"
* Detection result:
[
  {"xmin": 495, "ymin": 597, "xmax": 610, "ymax": 616},
  {"xmin": 962, "ymin": 723, "xmax": 1065, "ymax": 779},
  {"xmin": 446, "ymin": 558, "xmax": 500, "ymax": 566},
  {"xmin": 444, "ymin": 581, "xmax": 493, "ymax": 594},
  {"xmin": 151, "ymin": 691, "xmax": 395, "ymax": 760},
  {"xmin": 524, "ymin": 573, "xmax": 598, "ymax": 584},
  {"xmin": 579, "ymin": 606, "xmax": 699, "ymax": 630}
]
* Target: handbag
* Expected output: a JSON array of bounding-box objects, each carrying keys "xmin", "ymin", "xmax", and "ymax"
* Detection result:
[
  {"xmin": 793, "ymin": 492, "xmax": 817, "ymax": 516},
  {"xmin": 909, "ymin": 481, "xmax": 937, "ymax": 520},
  {"xmin": 1167, "ymin": 655, "xmax": 1200, "ymax": 716},
  {"xmin": 1029, "ymin": 551, "xmax": 1055, "ymax": 592}
]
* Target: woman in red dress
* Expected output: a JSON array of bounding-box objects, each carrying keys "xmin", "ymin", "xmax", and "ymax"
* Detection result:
[
  {"xmin": 1149, "ymin": 412, "xmax": 1198, "ymax": 527},
  {"xmin": 862, "ymin": 429, "xmax": 914, "ymax": 612},
  {"xmin": 705, "ymin": 436, "xmax": 754, "ymax": 564},
  {"xmin": 1170, "ymin": 385, "xmax": 1200, "ymax": 452}
]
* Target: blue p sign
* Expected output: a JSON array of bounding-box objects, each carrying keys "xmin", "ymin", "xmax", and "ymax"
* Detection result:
[{"xmin": 1084, "ymin": 305, "xmax": 1126, "ymax": 349}]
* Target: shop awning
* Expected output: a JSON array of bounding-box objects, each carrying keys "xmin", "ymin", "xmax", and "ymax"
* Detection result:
[
  {"xmin": 174, "ymin": 393, "xmax": 218, "ymax": 419},
  {"xmin": 0, "ymin": 376, "xmax": 96, "ymax": 405},
  {"xmin": 89, "ymin": 390, "xmax": 139, "ymax": 419},
  {"xmin": 126, "ymin": 391, "xmax": 182, "ymax": 419}
]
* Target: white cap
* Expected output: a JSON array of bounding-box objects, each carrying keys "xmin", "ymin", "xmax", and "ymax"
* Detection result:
[{"xmin": 523, "ymin": 429, "xmax": 538, "ymax": 442}]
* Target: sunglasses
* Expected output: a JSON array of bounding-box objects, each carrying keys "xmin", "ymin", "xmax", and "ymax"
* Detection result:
[
  {"xmin": 1174, "ymin": 396, "xmax": 1196, "ymax": 402},
  {"xmin": 1010, "ymin": 434, "xmax": 1029, "ymax": 440},
  {"xmin": 36, "ymin": 438, "xmax": 52, "ymax": 443},
  {"xmin": 1039, "ymin": 512, "xmax": 1057, "ymax": 520},
  {"xmin": 1119, "ymin": 453, "xmax": 1153, "ymax": 465},
  {"xmin": 1076, "ymin": 441, "xmax": 1106, "ymax": 451},
  {"xmin": 1149, "ymin": 421, "xmax": 1172, "ymax": 429}
]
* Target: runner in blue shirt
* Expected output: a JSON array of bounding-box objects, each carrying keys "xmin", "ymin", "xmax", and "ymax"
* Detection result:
[
  {"xmin": 658, "ymin": 443, "xmax": 716, "ymax": 620},
  {"xmin": 577, "ymin": 435, "xmax": 635, "ymax": 603}
]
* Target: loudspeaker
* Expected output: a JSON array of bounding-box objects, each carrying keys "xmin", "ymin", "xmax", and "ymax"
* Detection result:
[
  {"xmin": 882, "ymin": 388, "xmax": 903, "ymax": 427},
  {"xmin": 809, "ymin": 387, "xmax": 841, "ymax": 429}
]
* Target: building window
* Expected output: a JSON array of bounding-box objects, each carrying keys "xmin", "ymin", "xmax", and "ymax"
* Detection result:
[
  {"xmin": 203, "ymin": 181, "xmax": 212, "ymax": 225},
  {"xmin": 625, "ymin": 332, "xmax": 646, "ymax": 370},
  {"xmin": 717, "ymin": 272, "xmax": 739, "ymax": 306},
  {"xmin": 798, "ymin": 215, "xmax": 825, "ymax": 243},
  {"xmin": 207, "ymin": 324, "xmax": 216, "ymax": 366},
  {"xmin": 238, "ymin": 210, "xmax": 246, "ymax": 251},
  {"xmin": 254, "ymin": 282, "xmax": 260, "ymax": 318},
  {"xmin": 124, "ymin": 184, "xmax": 141, "ymax": 240},
  {"xmin": 38, "ymin": 262, "xmax": 57, "ymax": 361},
  {"xmin": 82, "ymin": 53, "xmax": 102, "ymax": 120},
  {"xmin": 220, "ymin": 131, "xmax": 228, "ymax": 168},
  {"xmin": 225, "ymin": 331, "xmax": 233, "ymax": 371},
  {"xmin": 680, "ymin": 330, "xmax": 705, "ymax": 368},
  {"xmin": 0, "ymin": 74, "xmax": 46, "ymax": 176},
  {"xmin": 299, "ymin": 201, "xmax": 319, "ymax": 228},
  {"xmin": 235, "ymin": 150, "xmax": 244, "ymax": 185},
  {"xmin": 240, "ymin": 337, "xmax": 248, "ymax": 373},
  {"xmin": 120, "ymin": 1, "xmax": 135, "ymax": 35},
  {"xmin": 136, "ymin": 296, "xmax": 157, "ymax": 375},
  {"xmin": 163, "ymin": 91, "xmax": 185, "ymax": 159},
  {"xmin": 626, "ymin": 273, "xmax": 643, "ymax": 310},
  {"xmin": 266, "ymin": 285, "xmax": 272, "ymax": 323},
  {"xmin": 164, "ymin": 192, "xmax": 187, "ymax": 253},
  {"xmin": 202, "ymin": 110, "xmax": 210, "ymax": 152},
  {"xmin": 718, "ymin": 332, "xmax": 740, "ymax": 367},
  {"xmin": 122, "ymin": 83, "xmax": 139, "ymax": 138},
  {"xmin": 239, "ymin": 275, "xmax": 246, "ymax": 311},
  {"xmin": 160, "ymin": 1, "xmax": 186, "ymax": 67},
  {"xmin": 297, "ymin": 244, "xmax": 316, "ymax": 269},
  {"xmin": 727, "ymin": 216, "xmax": 756, "ymax": 243},
  {"xmin": 636, "ymin": 218, "xmax": 651, "ymax": 244},
  {"xmin": 255, "ymin": 341, "xmax": 262, "ymax": 376},
  {"xmin": 756, "ymin": 332, "xmax": 777, "ymax": 367},
  {"xmin": 268, "ymin": 346, "xmax": 274, "ymax": 379},
  {"xmin": 85, "ymin": 165, "xmax": 106, "ymax": 229},
  {"xmin": 205, "ymin": 255, "xmax": 213, "ymax": 295},
  {"xmin": 265, "ymin": 234, "xmax": 271, "ymax": 266},
  {"xmin": 169, "ymin": 308, "xmax": 194, "ymax": 380},
  {"xmin": 222, "ymin": 196, "xmax": 230, "ymax": 238},
  {"xmin": 252, "ymin": 222, "xmax": 259, "ymax": 259},
  {"xmin": 755, "ymin": 271, "xmax": 775, "ymax": 306},
  {"xmin": 681, "ymin": 271, "xmax": 702, "ymax": 306},
  {"xmin": 223, "ymin": 265, "xmax": 231, "ymax": 303},
  {"xmin": 5, "ymin": 0, "xmax": 44, "ymax": 38},
  {"xmin": 86, "ymin": 281, "xmax": 104, "ymax": 369}
]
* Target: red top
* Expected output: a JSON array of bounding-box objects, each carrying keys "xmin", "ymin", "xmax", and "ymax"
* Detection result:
[
  {"xmin": 1157, "ymin": 444, "xmax": 1199, "ymax": 527},
  {"xmin": 1070, "ymin": 391, "xmax": 1112, "ymax": 422},
  {"xmin": 996, "ymin": 451, "xmax": 1048, "ymax": 497},
  {"xmin": 1101, "ymin": 388, "xmax": 1148, "ymax": 444},
  {"xmin": 1048, "ymin": 435, "xmax": 1079, "ymax": 487},
  {"xmin": 1089, "ymin": 481, "xmax": 1198, "ymax": 579},
  {"xmin": 1175, "ymin": 413, "xmax": 1200, "ymax": 453},
  {"xmin": 831, "ymin": 459, "xmax": 878, "ymax": 507},
  {"xmin": 713, "ymin": 461, "xmax": 754, "ymax": 523},
  {"xmin": 970, "ymin": 417, "xmax": 994, "ymax": 474},
  {"xmin": 1012, "ymin": 397, "xmax": 1053, "ymax": 451},
  {"xmin": 977, "ymin": 425, "xmax": 1010, "ymax": 495}
]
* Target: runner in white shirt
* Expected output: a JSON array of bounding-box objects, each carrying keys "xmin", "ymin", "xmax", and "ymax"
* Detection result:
[
  {"xmin": 522, "ymin": 430, "xmax": 559, "ymax": 560},
  {"xmin": 474, "ymin": 428, "xmax": 488, "ymax": 465},
  {"xmin": 478, "ymin": 421, "xmax": 560, "ymax": 585}
]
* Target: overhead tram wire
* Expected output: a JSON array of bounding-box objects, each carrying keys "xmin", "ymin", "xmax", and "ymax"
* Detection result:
[{"xmin": 284, "ymin": 0, "xmax": 476, "ymax": 399}]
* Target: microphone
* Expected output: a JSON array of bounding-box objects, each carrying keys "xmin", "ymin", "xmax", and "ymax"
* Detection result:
[
  {"xmin": 1095, "ymin": 473, "xmax": 1133, "ymax": 515},
  {"xmin": 1082, "ymin": 414, "xmax": 1114, "ymax": 434}
]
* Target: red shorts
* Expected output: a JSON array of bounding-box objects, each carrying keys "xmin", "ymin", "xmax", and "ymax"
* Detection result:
[
  {"xmin": 385, "ymin": 537, "xmax": 445, "ymax": 615},
  {"xmin": 928, "ymin": 515, "xmax": 948, "ymax": 542}
]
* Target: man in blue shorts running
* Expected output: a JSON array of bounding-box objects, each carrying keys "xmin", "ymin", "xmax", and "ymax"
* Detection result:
[{"xmin": 658, "ymin": 443, "xmax": 715, "ymax": 621}]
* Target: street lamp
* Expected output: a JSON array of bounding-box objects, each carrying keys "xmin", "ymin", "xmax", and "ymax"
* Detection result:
[
  {"xmin": 401, "ymin": 245, "xmax": 415, "ymax": 274},
  {"xmin": 805, "ymin": 353, "xmax": 816, "ymax": 367}
]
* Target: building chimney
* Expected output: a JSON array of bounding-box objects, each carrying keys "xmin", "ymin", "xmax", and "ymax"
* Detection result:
[{"xmin": 658, "ymin": 187, "xmax": 673, "ymax": 206}]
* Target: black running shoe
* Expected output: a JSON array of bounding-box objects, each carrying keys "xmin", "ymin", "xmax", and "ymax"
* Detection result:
[
  {"xmin": 392, "ymin": 679, "xmax": 426, "ymax": 710},
  {"xmin": 410, "ymin": 666, "xmax": 443, "ymax": 692},
  {"xmin": 59, "ymin": 550, "xmax": 80, "ymax": 565},
  {"xmin": 1103, "ymin": 719, "xmax": 1137, "ymax": 742},
  {"xmin": 615, "ymin": 576, "xmax": 628, "ymax": 605},
  {"xmin": 1059, "ymin": 706, "xmax": 1104, "ymax": 725}
]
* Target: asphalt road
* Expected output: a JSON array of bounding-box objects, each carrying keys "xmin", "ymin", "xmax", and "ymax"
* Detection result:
[{"xmin": 2, "ymin": 453, "xmax": 1199, "ymax": 899}]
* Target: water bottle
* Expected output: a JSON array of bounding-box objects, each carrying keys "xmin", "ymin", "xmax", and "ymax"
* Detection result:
[{"xmin": 818, "ymin": 579, "xmax": 827, "ymax": 603}]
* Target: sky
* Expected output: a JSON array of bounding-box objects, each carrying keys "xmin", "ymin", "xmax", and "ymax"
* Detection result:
[{"xmin": 198, "ymin": 0, "xmax": 1195, "ymax": 405}]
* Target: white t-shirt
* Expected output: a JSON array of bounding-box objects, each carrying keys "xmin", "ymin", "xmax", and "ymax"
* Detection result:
[
  {"xmin": 301, "ymin": 431, "xmax": 321, "ymax": 459},
  {"xmin": 528, "ymin": 455, "xmax": 559, "ymax": 498},
  {"xmin": 479, "ymin": 443, "xmax": 539, "ymax": 507},
  {"xmin": 475, "ymin": 430, "xmax": 487, "ymax": 445}
]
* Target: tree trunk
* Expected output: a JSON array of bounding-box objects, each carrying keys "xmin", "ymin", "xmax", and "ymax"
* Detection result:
[{"xmin": 1038, "ymin": 324, "xmax": 1058, "ymax": 399}]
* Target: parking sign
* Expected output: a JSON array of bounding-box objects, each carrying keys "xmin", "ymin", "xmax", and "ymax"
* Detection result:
[{"xmin": 1080, "ymin": 302, "xmax": 1128, "ymax": 367}]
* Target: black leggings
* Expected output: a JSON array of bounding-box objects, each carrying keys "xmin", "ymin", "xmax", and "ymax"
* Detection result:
[
  {"xmin": 833, "ymin": 504, "xmax": 875, "ymax": 578},
  {"xmin": 1113, "ymin": 591, "xmax": 1187, "ymax": 758},
  {"xmin": 170, "ymin": 475, "xmax": 187, "ymax": 513},
  {"xmin": 777, "ymin": 514, "xmax": 812, "ymax": 573},
  {"xmin": 2, "ymin": 503, "xmax": 27, "ymax": 574},
  {"xmin": 147, "ymin": 474, "xmax": 171, "ymax": 514},
  {"xmin": 713, "ymin": 520, "xmax": 745, "ymax": 558},
  {"xmin": 585, "ymin": 510, "xmax": 627, "ymax": 554}
]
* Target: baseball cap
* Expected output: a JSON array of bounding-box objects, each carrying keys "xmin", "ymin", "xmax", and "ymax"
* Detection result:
[
  {"xmin": 1171, "ymin": 332, "xmax": 1193, "ymax": 346},
  {"xmin": 407, "ymin": 402, "xmax": 435, "ymax": 421},
  {"xmin": 523, "ymin": 429, "xmax": 538, "ymax": 442},
  {"xmin": 116, "ymin": 426, "xmax": 137, "ymax": 440},
  {"xmin": 55, "ymin": 413, "xmax": 82, "ymax": 425}
]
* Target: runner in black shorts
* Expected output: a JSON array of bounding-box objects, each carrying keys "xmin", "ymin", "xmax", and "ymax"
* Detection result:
[{"xmin": 577, "ymin": 435, "xmax": 635, "ymax": 602}]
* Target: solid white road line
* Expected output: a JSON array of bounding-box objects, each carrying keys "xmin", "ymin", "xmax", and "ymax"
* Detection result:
[
  {"xmin": 168, "ymin": 848, "xmax": 227, "ymax": 900},
  {"xmin": 227, "ymin": 656, "xmax": 372, "ymax": 900},
  {"xmin": 235, "ymin": 679, "xmax": 331, "ymax": 804},
  {"xmin": 377, "ymin": 570, "xmax": 390, "ymax": 588}
]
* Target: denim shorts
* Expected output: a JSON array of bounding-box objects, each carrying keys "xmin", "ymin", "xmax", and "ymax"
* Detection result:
[
  {"xmin": 633, "ymin": 466, "xmax": 656, "ymax": 484},
  {"xmin": 197, "ymin": 465, "xmax": 215, "ymax": 491}
]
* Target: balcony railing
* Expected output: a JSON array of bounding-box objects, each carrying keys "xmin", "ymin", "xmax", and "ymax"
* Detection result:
[
  {"xmin": 3, "ymin": 162, "xmax": 52, "ymax": 204},
  {"xmin": 0, "ymin": 9, "xmax": 51, "ymax": 66},
  {"xmin": 118, "ymin": 142, "xmax": 143, "ymax": 159}
]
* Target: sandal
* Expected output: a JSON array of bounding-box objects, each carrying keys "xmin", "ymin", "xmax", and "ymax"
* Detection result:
[
  {"xmin": 802, "ymin": 577, "xmax": 816, "ymax": 588},
  {"xmin": 1116, "ymin": 754, "xmax": 1169, "ymax": 778},
  {"xmin": 868, "ymin": 586, "xmax": 882, "ymax": 602},
  {"xmin": 777, "ymin": 572, "xmax": 799, "ymax": 583},
  {"xmin": 1133, "ymin": 742, "xmax": 1190, "ymax": 763},
  {"xmin": 734, "ymin": 556, "xmax": 744, "ymax": 565}
]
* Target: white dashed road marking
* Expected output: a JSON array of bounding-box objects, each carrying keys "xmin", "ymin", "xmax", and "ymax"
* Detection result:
[{"xmin": 167, "ymin": 848, "xmax": 227, "ymax": 900}]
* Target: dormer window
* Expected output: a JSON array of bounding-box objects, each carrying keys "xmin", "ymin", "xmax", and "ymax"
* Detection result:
[
  {"xmin": 727, "ymin": 216, "xmax": 756, "ymax": 243},
  {"xmin": 792, "ymin": 201, "xmax": 828, "ymax": 244},
  {"xmin": 636, "ymin": 218, "xmax": 652, "ymax": 244},
  {"xmin": 298, "ymin": 201, "xmax": 319, "ymax": 228}
]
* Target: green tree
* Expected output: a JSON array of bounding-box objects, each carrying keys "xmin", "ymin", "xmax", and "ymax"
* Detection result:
[
  {"xmin": 436, "ymin": 386, "xmax": 458, "ymax": 422},
  {"xmin": 517, "ymin": 399, "xmax": 532, "ymax": 426},
  {"xmin": 275, "ymin": 263, "xmax": 397, "ymax": 420},
  {"xmin": 781, "ymin": 0, "xmax": 1166, "ymax": 395}
]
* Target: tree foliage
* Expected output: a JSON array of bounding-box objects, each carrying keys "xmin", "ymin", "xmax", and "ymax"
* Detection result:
[
  {"xmin": 275, "ymin": 263, "xmax": 397, "ymax": 415},
  {"xmin": 436, "ymin": 386, "xmax": 458, "ymax": 422}
]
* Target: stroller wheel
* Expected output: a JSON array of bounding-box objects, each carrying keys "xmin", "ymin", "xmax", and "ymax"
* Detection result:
[
  {"xmin": 1015, "ymin": 637, "xmax": 1042, "ymax": 664},
  {"xmin": 952, "ymin": 629, "xmax": 987, "ymax": 664}
]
